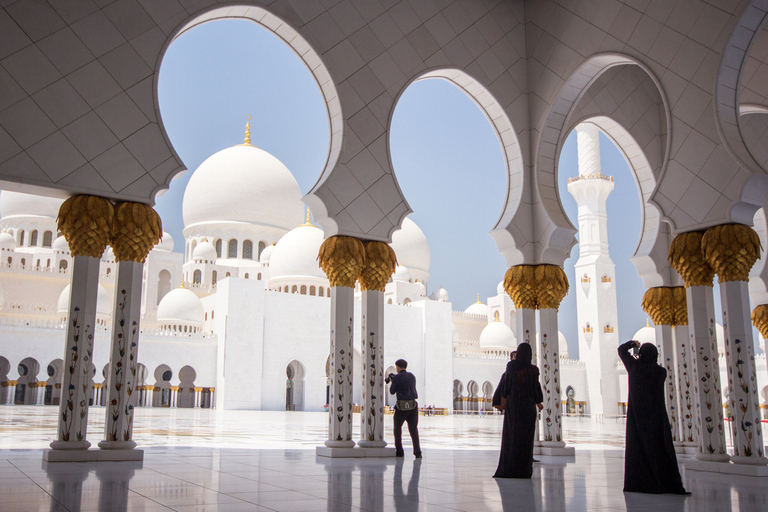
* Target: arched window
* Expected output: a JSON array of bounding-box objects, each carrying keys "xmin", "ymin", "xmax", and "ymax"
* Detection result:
[
  {"xmin": 36, "ymin": 259, "xmax": 40, "ymax": 267},
  {"xmin": 228, "ymin": 239, "xmax": 237, "ymax": 258},
  {"xmin": 211, "ymin": 310, "xmax": 214, "ymax": 319},
  {"xmin": 30, "ymin": 230, "xmax": 38, "ymax": 246},
  {"xmin": 319, "ymin": 287, "xmax": 324, "ymax": 297},
  {"xmin": 244, "ymin": 273, "xmax": 249, "ymax": 279},
  {"xmin": 243, "ymin": 240, "xmax": 253, "ymax": 259},
  {"xmin": 42, "ymin": 231, "xmax": 52, "ymax": 247},
  {"xmin": 59, "ymin": 260, "xmax": 67, "ymax": 270},
  {"xmin": 215, "ymin": 239, "xmax": 222, "ymax": 258},
  {"xmin": 387, "ymin": 298, "xmax": 393, "ymax": 304},
  {"xmin": 300, "ymin": 285, "xmax": 307, "ymax": 295},
  {"xmin": 20, "ymin": 258, "xmax": 26, "ymax": 267},
  {"xmin": 205, "ymin": 312, "xmax": 208, "ymax": 321},
  {"xmin": 211, "ymin": 270, "xmax": 217, "ymax": 286},
  {"xmin": 193, "ymin": 270, "xmax": 202, "ymax": 284},
  {"xmin": 258, "ymin": 241, "xmax": 266, "ymax": 258},
  {"xmin": 292, "ymin": 285, "xmax": 298, "ymax": 293},
  {"xmin": 18, "ymin": 230, "xmax": 24, "ymax": 246},
  {"xmin": 157, "ymin": 270, "xmax": 171, "ymax": 304},
  {"xmin": 7, "ymin": 256, "xmax": 12, "ymax": 265},
  {"xmin": 106, "ymin": 267, "xmax": 111, "ymax": 276},
  {"xmin": 284, "ymin": 287, "xmax": 289, "ymax": 293},
  {"xmin": 226, "ymin": 272, "xmax": 230, "ymax": 277},
  {"xmin": 310, "ymin": 286, "xmax": 316, "ymax": 296},
  {"xmin": 257, "ymin": 273, "xmax": 262, "ymax": 280},
  {"xmin": 46, "ymin": 259, "xmax": 51, "ymax": 267}
]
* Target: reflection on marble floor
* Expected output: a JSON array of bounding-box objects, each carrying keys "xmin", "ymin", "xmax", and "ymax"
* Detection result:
[{"xmin": 0, "ymin": 407, "xmax": 766, "ymax": 511}]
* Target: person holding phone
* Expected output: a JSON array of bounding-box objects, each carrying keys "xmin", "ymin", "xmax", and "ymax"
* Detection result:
[
  {"xmin": 386, "ymin": 359, "xmax": 422, "ymax": 458},
  {"xmin": 618, "ymin": 340, "xmax": 690, "ymax": 495}
]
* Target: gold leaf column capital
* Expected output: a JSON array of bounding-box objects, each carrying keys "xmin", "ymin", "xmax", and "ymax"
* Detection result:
[
  {"xmin": 504, "ymin": 265, "xmax": 537, "ymax": 309},
  {"xmin": 672, "ymin": 286, "xmax": 688, "ymax": 326},
  {"xmin": 641, "ymin": 287, "xmax": 675, "ymax": 326},
  {"xmin": 111, "ymin": 202, "xmax": 163, "ymax": 263},
  {"xmin": 701, "ymin": 224, "xmax": 761, "ymax": 282},
  {"xmin": 57, "ymin": 195, "xmax": 114, "ymax": 258},
  {"xmin": 534, "ymin": 264, "xmax": 569, "ymax": 310},
  {"xmin": 318, "ymin": 236, "xmax": 366, "ymax": 288},
  {"xmin": 668, "ymin": 231, "xmax": 714, "ymax": 287},
  {"xmin": 359, "ymin": 241, "xmax": 397, "ymax": 292},
  {"xmin": 751, "ymin": 304, "xmax": 768, "ymax": 339}
]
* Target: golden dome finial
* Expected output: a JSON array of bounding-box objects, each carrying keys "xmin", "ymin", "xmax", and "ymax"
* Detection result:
[
  {"xmin": 301, "ymin": 207, "xmax": 318, "ymax": 228},
  {"xmin": 243, "ymin": 115, "xmax": 252, "ymax": 146},
  {"xmin": 646, "ymin": 317, "xmax": 650, "ymax": 328},
  {"xmin": 181, "ymin": 275, "xmax": 186, "ymax": 289},
  {"xmin": 476, "ymin": 293, "xmax": 482, "ymax": 304}
]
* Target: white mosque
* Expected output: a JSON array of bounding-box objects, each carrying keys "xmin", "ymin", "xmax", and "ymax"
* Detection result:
[{"xmin": 0, "ymin": 124, "xmax": 765, "ymax": 421}]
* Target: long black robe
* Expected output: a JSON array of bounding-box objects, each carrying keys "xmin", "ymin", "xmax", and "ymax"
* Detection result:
[
  {"xmin": 493, "ymin": 361, "xmax": 543, "ymax": 478},
  {"xmin": 618, "ymin": 340, "xmax": 687, "ymax": 494}
]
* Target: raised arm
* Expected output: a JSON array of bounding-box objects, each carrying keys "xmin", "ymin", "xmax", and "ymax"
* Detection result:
[{"xmin": 618, "ymin": 340, "xmax": 639, "ymax": 370}]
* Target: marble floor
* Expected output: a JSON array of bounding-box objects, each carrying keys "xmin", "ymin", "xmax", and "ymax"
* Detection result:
[{"xmin": 0, "ymin": 407, "xmax": 766, "ymax": 511}]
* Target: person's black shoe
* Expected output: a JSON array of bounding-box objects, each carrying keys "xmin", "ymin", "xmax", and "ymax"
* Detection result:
[
  {"xmin": 415, "ymin": 454, "xmax": 422, "ymax": 458},
  {"xmin": 396, "ymin": 452, "xmax": 404, "ymax": 457}
]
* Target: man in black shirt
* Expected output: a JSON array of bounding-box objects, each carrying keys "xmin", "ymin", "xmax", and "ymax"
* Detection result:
[{"xmin": 386, "ymin": 359, "xmax": 422, "ymax": 458}]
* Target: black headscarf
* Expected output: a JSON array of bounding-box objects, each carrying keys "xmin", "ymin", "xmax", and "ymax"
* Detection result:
[
  {"xmin": 638, "ymin": 342, "xmax": 658, "ymax": 363},
  {"xmin": 515, "ymin": 342, "xmax": 533, "ymax": 366}
]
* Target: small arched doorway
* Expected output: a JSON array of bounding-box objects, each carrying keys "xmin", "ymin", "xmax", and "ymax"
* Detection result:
[
  {"xmin": 285, "ymin": 360, "xmax": 305, "ymax": 411},
  {"xmin": 467, "ymin": 380, "xmax": 479, "ymax": 412},
  {"xmin": 16, "ymin": 357, "xmax": 40, "ymax": 405},
  {"xmin": 45, "ymin": 359, "xmax": 63, "ymax": 405},
  {"xmin": 482, "ymin": 381, "xmax": 494, "ymax": 411},
  {"xmin": 178, "ymin": 365, "xmax": 196, "ymax": 408},
  {"xmin": 153, "ymin": 364, "xmax": 173, "ymax": 407}
]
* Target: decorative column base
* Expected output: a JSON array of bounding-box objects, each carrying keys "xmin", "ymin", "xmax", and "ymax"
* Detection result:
[
  {"xmin": 539, "ymin": 442, "xmax": 575, "ymax": 457},
  {"xmin": 316, "ymin": 446, "xmax": 396, "ymax": 458},
  {"xmin": 44, "ymin": 447, "xmax": 143, "ymax": 462}
]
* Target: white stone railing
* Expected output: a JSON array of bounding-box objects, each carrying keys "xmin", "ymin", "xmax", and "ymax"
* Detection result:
[
  {"xmin": 452, "ymin": 310, "xmax": 487, "ymax": 320},
  {"xmin": 455, "ymin": 338, "xmax": 480, "ymax": 346}
]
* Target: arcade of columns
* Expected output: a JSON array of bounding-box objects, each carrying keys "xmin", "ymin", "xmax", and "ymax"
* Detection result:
[
  {"xmin": 642, "ymin": 225, "xmax": 768, "ymax": 474},
  {"xmin": 44, "ymin": 195, "xmax": 162, "ymax": 462},
  {"xmin": 42, "ymin": 195, "xmax": 768, "ymax": 472}
]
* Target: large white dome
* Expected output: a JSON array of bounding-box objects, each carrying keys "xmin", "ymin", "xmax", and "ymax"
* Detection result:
[
  {"xmin": 268, "ymin": 224, "xmax": 326, "ymax": 282},
  {"xmin": 390, "ymin": 217, "xmax": 429, "ymax": 283},
  {"xmin": 157, "ymin": 287, "xmax": 204, "ymax": 326},
  {"xmin": 182, "ymin": 143, "xmax": 304, "ymax": 230},
  {"xmin": 58, "ymin": 284, "xmax": 111, "ymax": 317},
  {"xmin": 479, "ymin": 321, "xmax": 515, "ymax": 350},
  {"xmin": 52, "ymin": 235, "xmax": 68, "ymax": 253},
  {"xmin": 0, "ymin": 191, "xmax": 63, "ymax": 219}
]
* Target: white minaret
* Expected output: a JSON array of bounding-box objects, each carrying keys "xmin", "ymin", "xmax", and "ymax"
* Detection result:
[{"xmin": 567, "ymin": 123, "xmax": 620, "ymax": 421}]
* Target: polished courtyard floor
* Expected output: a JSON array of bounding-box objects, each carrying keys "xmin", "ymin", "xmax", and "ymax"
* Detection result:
[{"xmin": 0, "ymin": 407, "xmax": 765, "ymax": 511}]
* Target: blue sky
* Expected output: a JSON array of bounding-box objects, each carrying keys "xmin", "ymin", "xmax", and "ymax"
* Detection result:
[{"xmin": 156, "ymin": 20, "xmax": 655, "ymax": 357}]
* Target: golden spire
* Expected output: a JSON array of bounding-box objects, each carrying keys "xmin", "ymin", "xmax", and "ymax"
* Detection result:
[
  {"xmin": 646, "ymin": 318, "xmax": 650, "ymax": 328},
  {"xmin": 476, "ymin": 294, "xmax": 482, "ymax": 304},
  {"xmin": 181, "ymin": 275, "xmax": 186, "ymax": 289},
  {"xmin": 243, "ymin": 115, "xmax": 251, "ymax": 146},
  {"xmin": 301, "ymin": 207, "xmax": 318, "ymax": 228}
]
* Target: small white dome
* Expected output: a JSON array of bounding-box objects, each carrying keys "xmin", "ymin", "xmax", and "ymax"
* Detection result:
[
  {"xmin": 632, "ymin": 323, "xmax": 656, "ymax": 345},
  {"xmin": 58, "ymin": 284, "xmax": 111, "ymax": 317},
  {"xmin": 52, "ymin": 235, "xmax": 69, "ymax": 253},
  {"xmin": 497, "ymin": 281, "xmax": 505, "ymax": 295},
  {"xmin": 157, "ymin": 287, "xmax": 204, "ymax": 326},
  {"xmin": 417, "ymin": 282, "xmax": 426, "ymax": 296},
  {"xmin": 0, "ymin": 191, "xmax": 63, "ymax": 219},
  {"xmin": 182, "ymin": 143, "xmax": 304, "ymax": 230},
  {"xmin": 268, "ymin": 224, "xmax": 326, "ymax": 283},
  {"xmin": 390, "ymin": 217, "xmax": 430, "ymax": 284},
  {"xmin": 435, "ymin": 287, "xmax": 449, "ymax": 302},
  {"xmin": 0, "ymin": 232, "xmax": 16, "ymax": 251},
  {"xmin": 479, "ymin": 321, "xmax": 516, "ymax": 350},
  {"xmin": 156, "ymin": 232, "xmax": 174, "ymax": 252},
  {"xmin": 192, "ymin": 240, "xmax": 217, "ymax": 262},
  {"xmin": 260, "ymin": 244, "xmax": 275, "ymax": 263},
  {"xmin": 465, "ymin": 297, "xmax": 490, "ymax": 316},
  {"xmin": 101, "ymin": 246, "xmax": 115, "ymax": 262},
  {"xmin": 393, "ymin": 265, "xmax": 410, "ymax": 283}
]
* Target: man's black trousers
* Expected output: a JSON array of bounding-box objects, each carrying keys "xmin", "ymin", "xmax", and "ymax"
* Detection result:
[{"xmin": 393, "ymin": 407, "xmax": 421, "ymax": 457}]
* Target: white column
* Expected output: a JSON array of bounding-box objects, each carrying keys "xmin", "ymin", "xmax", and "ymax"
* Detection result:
[
  {"xmin": 687, "ymin": 285, "xmax": 729, "ymax": 462},
  {"xmin": 719, "ymin": 280, "xmax": 768, "ymax": 465},
  {"xmin": 359, "ymin": 289, "xmax": 387, "ymax": 449},
  {"xmin": 654, "ymin": 324, "xmax": 681, "ymax": 450},
  {"xmin": 99, "ymin": 260, "xmax": 143, "ymax": 456},
  {"xmin": 538, "ymin": 309, "xmax": 573, "ymax": 455},
  {"xmin": 48, "ymin": 255, "xmax": 100, "ymax": 454},
  {"xmin": 323, "ymin": 286, "xmax": 355, "ymax": 450},
  {"xmin": 516, "ymin": 307, "xmax": 539, "ymax": 447},
  {"xmin": 675, "ymin": 325, "xmax": 698, "ymax": 453}
]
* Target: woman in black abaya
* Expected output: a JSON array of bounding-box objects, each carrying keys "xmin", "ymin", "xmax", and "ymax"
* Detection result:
[
  {"xmin": 493, "ymin": 342, "xmax": 543, "ymax": 479},
  {"xmin": 618, "ymin": 340, "xmax": 689, "ymax": 495}
]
